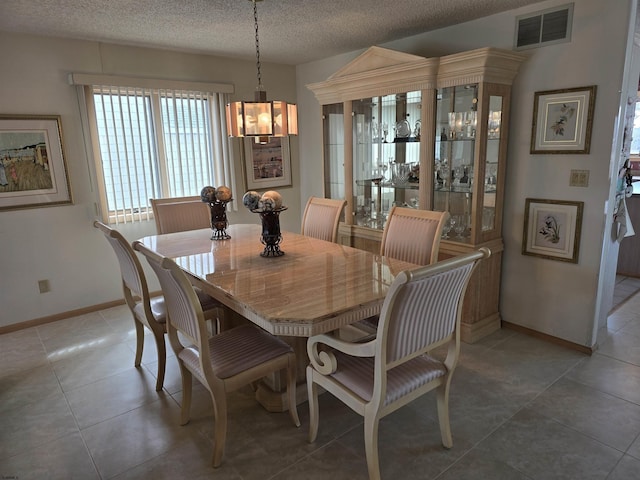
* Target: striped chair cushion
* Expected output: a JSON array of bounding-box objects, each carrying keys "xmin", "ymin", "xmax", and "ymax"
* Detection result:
[
  {"xmin": 179, "ymin": 324, "xmax": 292, "ymax": 380},
  {"xmin": 329, "ymin": 350, "xmax": 447, "ymax": 405}
]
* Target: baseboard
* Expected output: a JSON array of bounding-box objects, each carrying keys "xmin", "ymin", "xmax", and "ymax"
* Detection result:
[
  {"xmin": 460, "ymin": 314, "xmax": 501, "ymax": 344},
  {"xmin": 0, "ymin": 299, "xmax": 127, "ymax": 335},
  {"xmin": 501, "ymin": 320, "xmax": 594, "ymax": 355}
]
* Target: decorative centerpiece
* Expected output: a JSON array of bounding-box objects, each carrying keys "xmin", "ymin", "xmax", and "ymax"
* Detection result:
[
  {"xmin": 201, "ymin": 185, "xmax": 233, "ymax": 240},
  {"xmin": 243, "ymin": 190, "xmax": 287, "ymax": 257}
]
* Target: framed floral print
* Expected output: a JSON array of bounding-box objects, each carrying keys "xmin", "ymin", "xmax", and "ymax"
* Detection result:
[
  {"xmin": 0, "ymin": 114, "xmax": 72, "ymax": 211},
  {"xmin": 530, "ymin": 86, "xmax": 597, "ymax": 154},
  {"xmin": 522, "ymin": 198, "xmax": 584, "ymax": 263}
]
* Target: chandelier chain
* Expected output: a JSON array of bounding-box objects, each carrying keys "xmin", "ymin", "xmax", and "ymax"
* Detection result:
[{"xmin": 253, "ymin": 0, "xmax": 262, "ymax": 89}]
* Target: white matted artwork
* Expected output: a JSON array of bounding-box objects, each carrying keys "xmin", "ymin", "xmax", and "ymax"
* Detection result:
[
  {"xmin": 0, "ymin": 114, "xmax": 72, "ymax": 211},
  {"xmin": 522, "ymin": 198, "xmax": 584, "ymax": 263},
  {"xmin": 530, "ymin": 86, "xmax": 596, "ymax": 154},
  {"xmin": 243, "ymin": 137, "xmax": 291, "ymax": 190}
]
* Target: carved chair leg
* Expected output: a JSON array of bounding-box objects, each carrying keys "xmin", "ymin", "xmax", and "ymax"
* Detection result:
[
  {"xmin": 364, "ymin": 415, "xmax": 381, "ymax": 480},
  {"xmin": 153, "ymin": 332, "xmax": 166, "ymax": 391},
  {"xmin": 133, "ymin": 319, "xmax": 145, "ymax": 367},
  {"xmin": 211, "ymin": 393, "xmax": 228, "ymax": 468},
  {"xmin": 179, "ymin": 364, "xmax": 193, "ymax": 426},
  {"xmin": 436, "ymin": 380, "xmax": 453, "ymax": 448},
  {"xmin": 307, "ymin": 367, "xmax": 319, "ymax": 442},
  {"xmin": 287, "ymin": 354, "xmax": 300, "ymax": 427}
]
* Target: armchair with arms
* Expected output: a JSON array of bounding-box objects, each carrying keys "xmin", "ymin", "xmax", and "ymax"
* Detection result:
[{"xmin": 306, "ymin": 247, "xmax": 490, "ymax": 480}]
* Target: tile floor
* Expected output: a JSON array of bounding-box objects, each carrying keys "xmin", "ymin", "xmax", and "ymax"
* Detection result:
[
  {"xmin": 2, "ymin": 283, "xmax": 640, "ymax": 479},
  {"xmin": 612, "ymin": 275, "xmax": 640, "ymax": 312}
]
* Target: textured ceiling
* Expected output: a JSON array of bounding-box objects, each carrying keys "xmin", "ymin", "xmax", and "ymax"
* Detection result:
[{"xmin": 0, "ymin": 0, "xmax": 546, "ymax": 65}]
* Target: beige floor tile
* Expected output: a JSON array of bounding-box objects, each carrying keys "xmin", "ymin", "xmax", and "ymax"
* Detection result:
[
  {"xmin": 65, "ymin": 364, "xmax": 167, "ymax": 429},
  {"xmin": 597, "ymin": 328, "xmax": 640, "ymax": 367},
  {"xmin": 0, "ymin": 431, "xmax": 99, "ymax": 480},
  {"xmin": 566, "ymin": 353, "xmax": 640, "ymax": 405},
  {"xmin": 474, "ymin": 408, "xmax": 622, "ymax": 480},
  {"xmin": 111, "ymin": 436, "xmax": 241, "ymax": 479},
  {"xmin": 82, "ymin": 396, "xmax": 196, "ymax": 478},
  {"xmin": 52, "ymin": 341, "xmax": 138, "ymax": 391},
  {"xmin": 0, "ymin": 327, "xmax": 48, "ymax": 376},
  {"xmin": 608, "ymin": 455, "xmax": 640, "ymax": 480},
  {"xmin": 39, "ymin": 311, "xmax": 133, "ymax": 362},
  {"xmin": 435, "ymin": 449, "xmax": 533, "ymax": 480},
  {"xmin": 0, "ymin": 389, "xmax": 78, "ymax": 459},
  {"xmin": 0, "ymin": 363, "xmax": 61, "ymax": 413},
  {"xmin": 3, "ymin": 284, "xmax": 640, "ymax": 479},
  {"xmin": 527, "ymin": 377, "xmax": 640, "ymax": 451},
  {"xmin": 270, "ymin": 440, "xmax": 369, "ymax": 480}
]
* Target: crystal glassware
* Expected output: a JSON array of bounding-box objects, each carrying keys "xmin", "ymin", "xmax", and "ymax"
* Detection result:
[
  {"xmin": 448, "ymin": 113, "xmax": 456, "ymax": 139},
  {"xmin": 395, "ymin": 114, "xmax": 411, "ymax": 139},
  {"xmin": 381, "ymin": 123, "xmax": 389, "ymax": 143},
  {"xmin": 453, "ymin": 215, "xmax": 466, "ymax": 238},
  {"xmin": 441, "ymin": 217, "xmax": 452, "ymax": 239}
]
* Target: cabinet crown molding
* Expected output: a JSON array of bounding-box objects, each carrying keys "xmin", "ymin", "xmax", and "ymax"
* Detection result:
[
  {"xmin": 307, "ymin": 46, "xmax": 439, "ymax": 104},
  {"xmin": 308, "ymin": 46, "xmax": 528, "ymax": 104}
]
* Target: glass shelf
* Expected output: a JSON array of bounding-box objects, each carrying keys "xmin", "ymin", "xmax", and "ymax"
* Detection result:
[{"xmin": 351, "ymin": 91, "xmax": 422, "ymax": 231}]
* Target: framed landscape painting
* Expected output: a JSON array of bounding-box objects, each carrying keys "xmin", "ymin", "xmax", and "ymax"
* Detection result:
[
  {"xmin": 530, "ymin": 86, "xmax": 596, "ymax": 154},
  {"xmin": 522, "ymin": 198, "xmax": 584, "ymax": 263},
  {"xmin": 243, "ymin": 137, "xmax": 292, "ymax": 190},
  {"xmin": 0, "ymin": 115, "xmax": 72, "ymax": 211}
]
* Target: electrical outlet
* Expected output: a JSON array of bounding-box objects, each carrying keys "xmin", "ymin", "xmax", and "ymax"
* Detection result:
[
  {"xmin": 570, "ymin": 169, "xmax": 589, "ymax": 187},
  {"xmin": 38, "ymin": 279, "xmax": 50, "ymax": 293}
]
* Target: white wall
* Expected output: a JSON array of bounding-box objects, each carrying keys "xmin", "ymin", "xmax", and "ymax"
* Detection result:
[
  {"xmin": 295, "ymin": 0, "xmax": 633, "ymax": 347},
  {"xmin": 0, "ymin": 32, "xmax": 299, "ymax": 328},
  {"xmin": 2, "ymin": 0, "xmax": 633, "ymax": 346}
]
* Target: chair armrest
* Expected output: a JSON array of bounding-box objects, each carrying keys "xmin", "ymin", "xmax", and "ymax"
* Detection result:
[{"xmin": 307, "ymin": 333, "xmax": 376, "ymax": 375}]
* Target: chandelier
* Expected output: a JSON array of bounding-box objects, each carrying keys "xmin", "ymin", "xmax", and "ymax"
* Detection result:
[{"xmin": 225, "ymin": 0, "xmax": 298, "ymax": 140}]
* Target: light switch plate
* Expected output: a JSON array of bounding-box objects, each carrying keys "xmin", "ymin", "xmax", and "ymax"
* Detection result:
[{"xmin": 570, "ymin": 169, "xmax": 589, "ymax": 187}]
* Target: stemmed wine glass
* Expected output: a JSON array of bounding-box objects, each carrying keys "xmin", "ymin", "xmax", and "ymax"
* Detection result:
[
  {"xmin": 447, "ymin": 216, "xmax": 456, "ymax": 239},
  {"xmin": 378, "ymin": 161, "xmax": 389, "ymax": 183},
  {"xmin": 453, "ymin": 215, "xmax": 467, "ymax": 238},
  {"xmin": 448, "ymin": 113, "xmax": 456, "ymax": 139},
  {"xmin": 441, "ymin": 216, "xmax": 452, "ymax": 239},
  {"xmin": 381, "ymin": 123, "xmax": 389, "ymax": 143},
  {"xmin": 488, "ymin": 111, "xmax": 501, "ymax": 138}
]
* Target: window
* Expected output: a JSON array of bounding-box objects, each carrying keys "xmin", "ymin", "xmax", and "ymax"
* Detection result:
[{"xmin": 72, "ymin": 74, "xmax": 235, "ymax": 224}]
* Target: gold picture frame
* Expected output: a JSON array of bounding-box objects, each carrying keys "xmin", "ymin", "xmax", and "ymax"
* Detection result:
[
  {"xmin": 522, "ymin": 198, "xmax": 584, "ymax": 263},
  {"xmin": 0, "ymin": 114, "xmax": 72, "ymax": 211},
  {"xmin": 530, "ymin": 86, "xmax": 597, "ymax": 154}
]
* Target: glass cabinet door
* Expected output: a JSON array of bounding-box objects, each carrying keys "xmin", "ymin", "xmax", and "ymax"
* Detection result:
[
  {"xmin": 434, "ymin": 84, "xmax": 478, "ymax": 242},
  {"xmin": 322, "ymin": 103, "xmax": 344, "ymax": 201},
  {"xmin": 482, "ymin": 95, "xmax": 503, "ymax": 234},
  {"xmin": 352, "ymin": 92, "xmax": 422, "ymax": 230}
]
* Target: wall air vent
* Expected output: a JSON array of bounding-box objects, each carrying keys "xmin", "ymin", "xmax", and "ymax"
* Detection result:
[{"xmin": 515, "ymin": 3, "xmax": 573, "ymax": 50}]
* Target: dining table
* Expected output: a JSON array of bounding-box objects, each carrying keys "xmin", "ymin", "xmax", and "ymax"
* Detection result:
[{"xmin": 137, "ymin": 223, "xmax": 418, "ymax": 410}]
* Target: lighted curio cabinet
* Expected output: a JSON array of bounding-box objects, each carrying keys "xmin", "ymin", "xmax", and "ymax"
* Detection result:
[{"xmin": 308, "ymin": 46, "xmax": 525, "ymax": 343}]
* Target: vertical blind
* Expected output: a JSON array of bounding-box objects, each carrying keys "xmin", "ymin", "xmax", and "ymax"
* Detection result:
[{"xmin": 82, "ymin": 81, "xmax": 234, "ymax": 224}]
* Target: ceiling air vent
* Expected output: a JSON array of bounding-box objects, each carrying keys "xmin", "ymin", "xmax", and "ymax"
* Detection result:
[{"xmin": 515, "ymin": 3, "xmax": 573, "ymax": 50}]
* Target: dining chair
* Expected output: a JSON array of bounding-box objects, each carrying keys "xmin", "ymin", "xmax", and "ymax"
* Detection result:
[
  {"xmin": 301, "ymin": 196, "xmax": 347, "ymax": 243},
  {"xmin": 380, "ymin": 206, "xmax": 450, "ymax": 265},
  {"xmin": 346, "ymin": 206, "xmax": 450, "ymax": 339},
  {"xmin": 133, "ymin": 241, "xmax": 300, "ymax": 467},
  {"xmin": 94, "ymin": 220, "xmax": 223, "ymax": 391},
  {"xmin": 150, "ymin": 195, "xmax": 210, "ymax": 234},
  {"xmin": 307, "ymin": 247, "xmax": 490, "ymax": 480}
]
